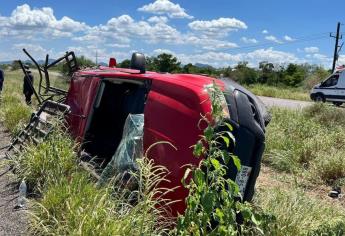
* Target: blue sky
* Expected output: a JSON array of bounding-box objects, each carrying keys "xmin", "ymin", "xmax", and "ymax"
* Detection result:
[{"xmin": 0, "ymin": 0, "xmax": 344, "ymax": 68}]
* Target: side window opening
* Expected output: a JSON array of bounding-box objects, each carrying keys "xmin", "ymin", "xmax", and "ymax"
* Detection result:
[
  {"xmin": 82, "ymin": 78, "xmax": 150, "ymax": 170},
  {"xmin": 322, "ymin": 74, "xmax": 339, "ymax": 87}
]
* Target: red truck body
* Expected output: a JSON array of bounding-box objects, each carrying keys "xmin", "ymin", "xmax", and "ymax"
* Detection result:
[
  {"xmin": 63, "ymin": 64, "xmax": 269, "ymax": 216},
  {"xmin": 17, "ymin": 50, "xmax": 269, "ymax": 217},
  {"xmin": 65, "ymin": 67, "xmax": 223, "ymax": 215}
]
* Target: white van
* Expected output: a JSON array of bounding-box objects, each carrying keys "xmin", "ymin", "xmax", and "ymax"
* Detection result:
[{"xmin": 310, "ymin": 69, "xmax": 345, "ymax": 106}]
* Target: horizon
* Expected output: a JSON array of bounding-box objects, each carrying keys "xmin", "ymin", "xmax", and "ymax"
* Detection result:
[{"xmin": 0, "ymin": 1, "xmax": 344, "ymax": 69}]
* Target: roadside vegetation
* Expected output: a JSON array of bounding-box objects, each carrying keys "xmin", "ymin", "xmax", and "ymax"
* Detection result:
[
  {"xmin": 118, "ymin": 53, "xmax": 331, "ymax": 101},
  {"xmin": 265, "ymin": 103, "xmax": 345, "ymax": 186},
  {"xmin": 0, "ymin": 70, "xmax": 32, "ymax": 133},
  {"xmin": 247, "ymin": 84, "xmax": 310, "ymax": 101},
  {"xmin": 2, "ymin": 52, "xmax": 331, "ymax": 101},
  {"xmin": 10, "ymin": 130, "xmax": 172, "ymax": 235},
  {"xmin": 253, "ymin": 103, "xmax": 345, "ymax": 235}
]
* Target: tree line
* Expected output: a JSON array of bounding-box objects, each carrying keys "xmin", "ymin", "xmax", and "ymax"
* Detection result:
[
  {"xmin": 2, "ymin": 53, "xmax": 332, "ymax": 89},
  {"xmin": 118, "ymin": 53, "xmax": 331, "ymax": 89}
]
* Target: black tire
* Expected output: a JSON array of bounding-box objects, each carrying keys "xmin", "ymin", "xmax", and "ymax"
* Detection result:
[
  {"xmin": 314, "ymin": 94, "xmax": 325, "ymax": 102},
  {"xmin": 333, "ymin": 102, "xmax": 343, "ymax": 106}
]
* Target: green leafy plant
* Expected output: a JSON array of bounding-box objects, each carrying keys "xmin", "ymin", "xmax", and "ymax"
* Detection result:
[{"xmin": 175, "ymin": 81, "xmax": 270, "ymax": 235}]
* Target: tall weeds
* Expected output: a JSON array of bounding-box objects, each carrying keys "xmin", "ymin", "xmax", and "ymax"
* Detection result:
[
  {"xmin": 10, "ymin": 128, "xmax": 174, "ymax": 235},
  {"xmin": 264, "ymin": 104, "xmax": 345, "ymax": 185}
]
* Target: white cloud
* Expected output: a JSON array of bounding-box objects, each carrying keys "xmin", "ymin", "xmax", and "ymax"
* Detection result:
[
  {"xmin": 265, "ymin": 35, "xmax": 283, "ymax": 44},
  {"xmin": 106, "ymin": 43, "xmax": 130, "ymax": 48},
  {"xmin": 185, "ymin": 36, "xmax": 238, "ymax": 50},
  {"xmin": 73, "ymin": 15, "xmax": 240, "ymax": 51},
  {"xmin": 138, "ymin": 0, "xmax": 193, "ymax": 19},
  {"xmin": 0, "ymin": 4, "xmax": 89, "ymax": 39},
  {"xmin": 188, "ymin": 17, "xmax": 247, "ymax": 37},
  {"xmin": 60, "ymin": 46, "xmax": 130, "ymax": 63},
  {"xmin": 337, "ymin": 55, "xmax": 345, "ymax": 65},
  {"xmin": 241, "ymin": 37, "xmax": 258, "ymax": 44},
  {"xmin": 147, "ymin": 16, "xmax": 168, "ymax": 23},
  {"xmin": 284, "ymin": 35, "xmax": 295, "ymax": 41},
  {"xmin": 304, "ymin": 46, "xmax": 319, "ymax": 53},
  {"xmin": 12, "ymin": 43, "xmax": 54, "ymax": 60},
  {"xmin": 153, "ymin": 48, "xmax": 176, "ymax": 55},
  {"xmin": 312, "ymin": 53, "xmax": 330, "ymax": 62},
  {"xmin": 245, "ymin": 48, "xmax": 300, "ymax": 64},
  {"xmin": 177, "ymin": 51, "xmax": 242, "ymax": 67},
  {"xmin": 76, "ymin": 15, "xmax": 183, "ymax": 45},
  {"xmin": 310, "ymin": 53, "xmax": 332, "ymax": 66},
  {"xmin": 262, "ymin": 29, "xmax": 268, "ymax": 34},
  {"xmin": 150, "ymin": 48, "xmax": 301, "ymax": 68}
]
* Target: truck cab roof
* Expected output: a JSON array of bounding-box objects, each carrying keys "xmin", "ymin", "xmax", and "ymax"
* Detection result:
[{"xmin": 76, "ymin": 66, "xmax": 221, "ymax": 89}]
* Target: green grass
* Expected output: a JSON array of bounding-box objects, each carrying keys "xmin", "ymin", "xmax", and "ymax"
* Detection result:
[
  {"xmin": 247, "ymin": 84, "xmax": 310, "ymax": 101},
  {"xmin": 264, "ymin": 103, "xmax": 345, "ymax": 185},
  {"xmin": 11, "ymin": 131, "xmax": 78, "ymax": 192},
  {"xmin": 9, "ymin": 129, "xmax": 173, "ymax": 235},
  {"xmin": 255, "ymin": 103, "xmax": 345, "ymax": 235},
  {"xmin": 0, "ymin": 70, "xmax": 32, "ymax": 133},
  {"xmin": 0, "ymin": 70, "xmax": 69, "ymax": 134},
  {"xmin": 255, "ymin": 186, "xmax": 345, "ymax": 236}
]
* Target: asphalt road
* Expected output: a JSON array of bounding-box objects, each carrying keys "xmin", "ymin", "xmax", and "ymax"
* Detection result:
[{"xmin": 258, "ymin": 96, "xmax": 313, "ymax": 109}]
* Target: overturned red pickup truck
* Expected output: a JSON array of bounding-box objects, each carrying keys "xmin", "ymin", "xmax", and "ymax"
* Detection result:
[{"xmin": 14, "ymin": 50, "xmax": 270, "ymax": 216}]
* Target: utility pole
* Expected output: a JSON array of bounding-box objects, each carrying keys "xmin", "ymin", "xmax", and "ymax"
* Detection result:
[
  {"xmin": 95, "ymin": 50, "xmax": 98, "ymax": 65},
  {"xmin": 330, "ymin": 22, "xmax": 342, "ymax": 73}
]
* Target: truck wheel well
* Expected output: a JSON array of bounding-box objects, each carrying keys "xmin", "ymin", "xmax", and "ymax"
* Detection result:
[{"xmin": 313, "ymin": 93, "xmax": 325, "ymax": 102}]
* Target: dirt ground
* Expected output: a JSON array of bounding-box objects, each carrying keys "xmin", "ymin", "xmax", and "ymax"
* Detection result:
[
  {"xmin": 256, "ymin": 165, "xmax": 345, "ymax": 209},
  {"xmin": 0, "ymin": 124, "xmax": 27, "ymax": 235}
]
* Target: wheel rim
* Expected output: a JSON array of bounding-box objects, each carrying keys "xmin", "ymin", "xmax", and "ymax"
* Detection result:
[{"xmin": 315, "ymin": 96, "xmax": 323, "ymax": 102}]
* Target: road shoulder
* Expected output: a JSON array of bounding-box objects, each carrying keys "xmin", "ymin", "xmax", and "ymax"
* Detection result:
[{"xmin": 0, "ymin": 124, "xmax": 28, "ymax": 235}]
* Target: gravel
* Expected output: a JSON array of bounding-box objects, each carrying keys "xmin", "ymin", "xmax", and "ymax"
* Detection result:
[{"xmin": 0, "ymin": 124, "xmax": 28, "ymax": 236}]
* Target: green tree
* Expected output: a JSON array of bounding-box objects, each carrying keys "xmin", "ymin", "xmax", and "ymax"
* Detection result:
[
  {"xmin": 118, "ymin": 59, "xmax": 131, "ymax": 68},
  {"xmin": 59, "ymin": 56, "xmax": 96, "ymax": 75},
  {"xmin": 11, "ymin": 60, "xmax": 22, "ymax": 71},
  {"xmin": 259, "ymin": 61, "xmax": 276, "ymax": 85},
  {"xmin": 153, "ymin": 53, "xmax": 181, "ymax": 73},
  {"xmin": 145, "ymin": 56, "xmax": 157, "ymax": 71},
  {"xmin": 182, "ymin": 63, "xmax": 196, "ymax": 74},
  {"xmin": 231, "ymin": 61, "xmax": 258, "ymax": 85},
  {"xmin": 282, "ymin": 63, "xmax": 306, "ymax": 87}
]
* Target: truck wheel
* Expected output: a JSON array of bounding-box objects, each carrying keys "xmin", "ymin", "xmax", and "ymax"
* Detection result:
[
  {"xmin": 314, "ymin": 94, "xmax": 325, "ymax": 102},
  {"xmin": 333, "ymin": 102, "xmax": 343, "ymax": 106}
]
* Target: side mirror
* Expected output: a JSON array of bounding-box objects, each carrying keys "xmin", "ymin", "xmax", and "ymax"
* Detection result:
[{"xmin": 130, "ymin": 53, "xmax": 146, "ymax": 73}]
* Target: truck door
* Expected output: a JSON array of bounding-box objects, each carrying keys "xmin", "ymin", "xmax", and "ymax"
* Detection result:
[
  {"xmin": 319, "ymin": 74, "xmax": 340, "ymax": 100},
  {"xmin": 336, "ymin": 71, "xmax": 345, "ymax": 99},
  {"xmin": 65, "ymin": 76, "xmax": 101, "ymax": 139}
]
